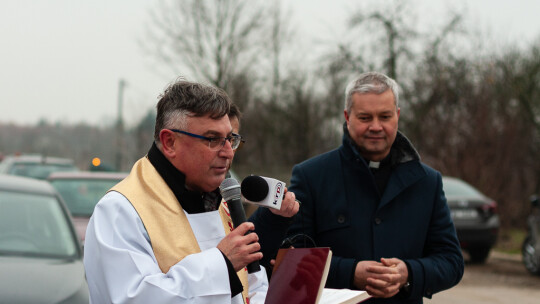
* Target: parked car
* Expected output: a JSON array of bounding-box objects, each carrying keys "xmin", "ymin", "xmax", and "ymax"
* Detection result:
[
  {"xmin": 523, "ymin": 195, "xmax": 540, "ymax": 275},
  {"xmin": 48, "ymin": 171, "xmax": 128, "ymax": 242},
  {"xmin": 443, "ymin": 176, "xmax": 500, "ymax": 263},
  {"xmin": 0, "ymin": 154, "xmax": 78, "ymax": 180},
  {"xmin": 0, "ymin": 174, "xmax": 88, "ymax": 303}
]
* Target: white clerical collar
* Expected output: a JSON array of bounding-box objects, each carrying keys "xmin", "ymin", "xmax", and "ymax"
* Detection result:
[{"xmin": 369, "ymin": 161, "xmax": 380, "ymax": 169}]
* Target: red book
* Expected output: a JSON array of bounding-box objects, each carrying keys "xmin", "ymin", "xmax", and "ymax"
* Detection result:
[{"xmin": 265, "ymin": 248, "xmax": 370, "ymax": 304}]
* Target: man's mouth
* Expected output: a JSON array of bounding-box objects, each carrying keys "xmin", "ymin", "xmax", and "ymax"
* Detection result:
[{"xmin": 213, "ymin": 164, "xmax": 229, "ymax": 172}]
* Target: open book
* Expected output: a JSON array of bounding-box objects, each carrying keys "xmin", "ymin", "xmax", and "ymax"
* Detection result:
[{"xmin": 265, "ymin": 248, "xmax": 370, "ymax": 304}]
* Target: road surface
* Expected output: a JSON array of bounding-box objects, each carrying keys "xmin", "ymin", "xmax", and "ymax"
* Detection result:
[{"xmin": 425, "ymin": 251, "xmax": 540, "ymax": 304}]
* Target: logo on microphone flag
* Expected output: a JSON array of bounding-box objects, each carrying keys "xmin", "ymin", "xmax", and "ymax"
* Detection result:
[{"xmin": 273, "ymin": 182, "xmax": 284, "ymax": 205}]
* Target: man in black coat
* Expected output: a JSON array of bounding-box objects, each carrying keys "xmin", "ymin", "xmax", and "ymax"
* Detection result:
[{"xmin": 282, "ymin": 71, "xmax": 464, "ymax": 303}]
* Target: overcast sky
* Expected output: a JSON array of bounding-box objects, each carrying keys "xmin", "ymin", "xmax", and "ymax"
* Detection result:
[{"xmin": 1, "ymin": 0, "xmax": 539, "ymax": 127}]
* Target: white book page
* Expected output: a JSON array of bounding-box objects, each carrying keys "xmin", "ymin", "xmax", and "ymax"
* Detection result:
[{"xmin": 318, "ymin": 288, "xmax": 370, "ymax": 304}]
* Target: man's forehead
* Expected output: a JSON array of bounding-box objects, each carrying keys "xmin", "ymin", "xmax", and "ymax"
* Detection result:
[
  {"xmin": 352, "ymin": 93, "xmax": 396, "ymax": 109},
  {"xmin": 187, "ymin": 115, "xmax": 232, "ymax": 134},
  {"xmin": 352, "ymin": 102, "xmax": 397, "ymax": 113}
]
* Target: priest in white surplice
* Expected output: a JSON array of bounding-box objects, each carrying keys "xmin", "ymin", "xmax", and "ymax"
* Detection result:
[{"xmin": 84, "ymin": 80, "xmax": 295, "ymax": 304}]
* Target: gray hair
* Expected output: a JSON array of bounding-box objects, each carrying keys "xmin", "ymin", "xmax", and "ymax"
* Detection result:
[
  {"xmin": 153, "ymin": 80, "xmax": 232, "ymax": 144},
  {"xmin": 344, "ymin": 72, "xmax": 399, "ymax": 113}
]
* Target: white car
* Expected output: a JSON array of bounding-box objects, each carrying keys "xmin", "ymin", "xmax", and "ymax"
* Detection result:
[
  {"xmin": 0, "ymin": 154, "xmax": 78, "ymax": 180},
  {"xmin": 0, "ymin": 174, "xmax": 88, "ymax": 303}
]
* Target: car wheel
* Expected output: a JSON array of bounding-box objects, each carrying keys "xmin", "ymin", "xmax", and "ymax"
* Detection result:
[
  {"xmin": 468, "ymin": 247, "xmax": 490, "ymax": 263},
  {"xmin": 522, "ymin": 235, "xmax": 540, "ymax": 275}
]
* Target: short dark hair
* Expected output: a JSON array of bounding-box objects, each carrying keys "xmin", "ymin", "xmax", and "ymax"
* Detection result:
[
  {"xmin": 228, "ymin": 103, "xmax": 242, "ymax": 121},
  {"xmin": 153, "ymin": 80, "xmax": 232, "ymax": 143}
]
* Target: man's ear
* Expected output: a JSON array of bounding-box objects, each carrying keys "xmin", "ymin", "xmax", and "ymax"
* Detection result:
[
  {"xmin": 344, "ymin": 110, "xmax": 350, "ymax": 124},
  {"xmin": 159, "ymin": 129, "xmax": 177, "ymax": 158}
]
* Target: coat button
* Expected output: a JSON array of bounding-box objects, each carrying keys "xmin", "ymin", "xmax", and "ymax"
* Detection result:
[
  {"xmin": 374, "ymin": 218, "xmax": 382, "ymax": 225},
  {"xmin": 337, "ymin": 215, "xmax": 346, "ymax": 224}
]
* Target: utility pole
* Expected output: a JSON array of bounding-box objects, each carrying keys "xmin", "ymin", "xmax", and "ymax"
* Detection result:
[{"xmin": 115, "ymin": 79, "xmax": 126, "ymax": 171}]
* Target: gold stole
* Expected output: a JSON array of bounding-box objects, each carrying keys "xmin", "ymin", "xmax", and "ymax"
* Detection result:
[{"xmin": 111, "ymin": 157, "xmax": 249, "ymax": 302}]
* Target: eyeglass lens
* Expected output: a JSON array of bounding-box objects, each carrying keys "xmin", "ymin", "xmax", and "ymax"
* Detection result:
[{"xmin": 209, "ymin": 136, "xmax": 241, "ymax": 150}]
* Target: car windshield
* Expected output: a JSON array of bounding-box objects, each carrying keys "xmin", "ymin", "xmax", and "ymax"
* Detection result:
[
  {"xmin": 50, "ymin": 179, "xmax": 119, "ymax": 216},
  {"xmin": 9, "ymin": 163, "xmax": 77, "ymax": 180},
  {"xmin": 443, "ymin": 178, "xmax": 483, "ymax": 198},
  {"xmin": 0, "ymin": 191, "xmax": 78, "ymax": 258}
]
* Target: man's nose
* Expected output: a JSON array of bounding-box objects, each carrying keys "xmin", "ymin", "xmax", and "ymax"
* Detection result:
[
  {"xmin": 369, "ymin": 119, "xmax": 383, "ymax": 131},
  {"xmin": 219, "ymin": 140, "xmax": 234, "ymax": 158}
]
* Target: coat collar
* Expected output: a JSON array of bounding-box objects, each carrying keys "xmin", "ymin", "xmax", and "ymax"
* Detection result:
[
  {"xmin": 341, "ymin": 123, "xmax": 426, "ymax": 208},
  {"xmin": 341, "ymin": 122, "xmax": 421, "ymax": 167}
]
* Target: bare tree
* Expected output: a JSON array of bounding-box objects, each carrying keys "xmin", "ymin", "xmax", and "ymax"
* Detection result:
[
  {"xmin": 498, "ymin": 44, "xmax": 540, "ymax": 195},
  {"xmin": 404, "ymin": 40, "xmax": 540, "ymax": 229},
  {"xmin": 267, "ymin": 2, "xmax": 295, "ymax": 104},
  {"xmin": 347, "ymin": 0, "xmax": 417, "ymax": 80},
  {"xmin": 143, "ymin": 0, "xmax": 268, "ymax": 90}
]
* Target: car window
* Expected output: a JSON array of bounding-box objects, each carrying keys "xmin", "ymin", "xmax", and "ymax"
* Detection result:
[
  {"xmin": 10, "ymin": 163, "xmax": 78, "ymax": 180},
  {"xmin": 0, "ymin": 161, "xmax": 8, "ymax": 172},
  {"xmin": 50, "ymin": 179, "xmax": 121, "ymax": 216},
  {"xmin": 0, "ymin": 191, "xmax": 78, "ymax": 258},
  {"xmin": 443, "ymin": 178, "xmax": 483, "ymax": 198}
]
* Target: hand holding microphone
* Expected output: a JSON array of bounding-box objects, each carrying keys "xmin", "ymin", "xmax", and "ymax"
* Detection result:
[
  {"xmin": 217, "ymin": 221, "xmax": 261, "ymax": 272},
  {"xmin": 219, "ymin": 178, "xmax": 261, "ymax": 273}
]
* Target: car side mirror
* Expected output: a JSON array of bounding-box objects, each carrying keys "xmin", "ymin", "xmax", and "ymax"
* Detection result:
[{"xmin": 530, "ymin": 195, "xmax": 539, "ymax": 208}]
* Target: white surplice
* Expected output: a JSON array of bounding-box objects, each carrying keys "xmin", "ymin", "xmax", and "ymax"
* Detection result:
[{"xmin": 84, "ymin": 191, "xmax": 268, "ymax": 304}]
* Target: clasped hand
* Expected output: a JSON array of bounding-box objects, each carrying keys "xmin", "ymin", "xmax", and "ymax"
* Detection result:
[
  {"xmin": 354, "ymin": 257, "xmax": 409, "ymax": 298},
  {"xmin": 217, "ymin": 222, "xmax": 262, "ymax": 272}
]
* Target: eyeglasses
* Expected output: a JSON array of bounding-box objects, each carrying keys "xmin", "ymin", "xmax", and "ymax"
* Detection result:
[{"xmin": 169, "ymin": 129, "xmax": 244, "ymax": 151}]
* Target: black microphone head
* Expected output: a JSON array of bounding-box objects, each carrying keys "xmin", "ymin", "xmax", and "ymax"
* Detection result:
[
  {"xmin": 241, "ymin": 175, "xmax": 269, "ymax": 202},
  {"xmin": 219, "ymin": 178, "xmax": 241, "ymax": 202}
]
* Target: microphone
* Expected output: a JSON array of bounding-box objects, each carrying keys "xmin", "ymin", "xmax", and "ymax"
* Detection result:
[
  {"xmin": 241, "ymin": 175, "xmax": 286, "ymax": 210},
  {"xmin": 242, "ymin": 176, "xmax": 315, "ymax": 249},
  {"xmin": 219, "ymin": 178, "xmax": 261, "ymax": 273}
]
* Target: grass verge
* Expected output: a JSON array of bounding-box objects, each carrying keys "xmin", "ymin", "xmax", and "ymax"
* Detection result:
[{"xmin": 495, "ymin": 228, "xmax": 526, "ymax": 254}]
